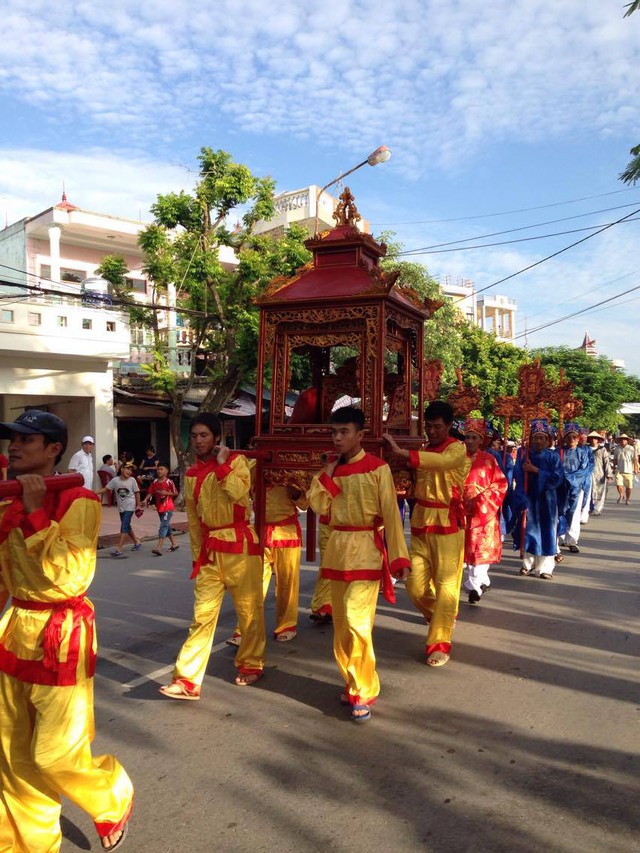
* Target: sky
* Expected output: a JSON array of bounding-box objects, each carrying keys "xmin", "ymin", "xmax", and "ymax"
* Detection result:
[{"xmin": 1, "ymin": 0, "xmax": 639, "ymax": 373}]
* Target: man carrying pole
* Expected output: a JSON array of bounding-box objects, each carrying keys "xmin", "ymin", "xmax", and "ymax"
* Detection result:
[{"xmin": 0, "ymin": 410, "xmax": 133, "ymax": 852}]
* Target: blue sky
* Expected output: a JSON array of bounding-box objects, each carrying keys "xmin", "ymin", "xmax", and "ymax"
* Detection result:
[{"xmin": 1, "ymin": 0, "xmax": 639, "ymax": 374}]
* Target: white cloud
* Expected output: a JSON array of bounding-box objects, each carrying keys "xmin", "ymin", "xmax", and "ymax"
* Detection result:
[{"xmin": 0, "ymin": 0, "xmax": 637, "ymax": 175}]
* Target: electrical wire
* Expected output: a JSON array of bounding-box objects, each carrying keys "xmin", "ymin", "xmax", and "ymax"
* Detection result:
[
  {"xmin": 524, "ymin": 269, "xmax": 640, "ymax": 322},
  {"xmin": 396, "ymin": 202, "xmax": 640, "ymax": 254},
  {"xmin": 514, "ymin": 283, "xmax": 640, "ymax": 340},
  {"xmin": 371, "ymin": 186, "xmax": 640, "ymax": 226},
  {"xmin": 468, "ymin": 206, "xmax": 640, "ymax": 302},
  {"xmin": 398, "ymin": 215, "xmax": 640, "ymax": 256}
]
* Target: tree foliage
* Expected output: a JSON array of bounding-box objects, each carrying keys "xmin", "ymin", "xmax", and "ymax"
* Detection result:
[
  {"xmin": 135, "ymin": 146, "xmax": 311, "ymax": 474},
  {"xmin": 533, "ymin": 346, "xmax": 640, "ymax": 431}
]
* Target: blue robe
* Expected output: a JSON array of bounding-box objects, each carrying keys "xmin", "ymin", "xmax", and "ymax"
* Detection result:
[
  {"xmin": 510, "ymin": 448, "xmax": 564, "ymax": 556},
  {"xmin": 558, "ymin": 446, "xmax": 591, "ymax": 536},
  {"xmin": 581, "ymin": 445, "xmax": 595, "ymax": 511}
]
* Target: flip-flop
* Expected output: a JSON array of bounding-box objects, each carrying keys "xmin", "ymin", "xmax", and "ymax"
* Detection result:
[
  {"xmin": 275, "ymin": 630, "xmax": 297, "ymax": 642},
  {"xmin": 520, "ymin": 566, "xmax": 531, "ymax": 575},
  {"xmin": 351, "ymin": 704, "xmax": 372, "ymax": 723},
  {"xmin": 151, "ymin": 549, "xmax": 162, "ymax": 556},
  {"xmin": 169, "ymin": 545, "xmax": 180, "ymax": 552},
  {"xmin": 234, "ymin": 671, "xmax": 263, "ymax": 687},
  {"xmin": 426, "ymin": 651, "xmax": 450, "ymax": 667},
  {"xmin": 225, "ymin": 634, "xmax": 241, "ymax": 647},
  {"xmin": 102, "ymin": 823, "xmax": 128, "ymax": 851},
  {"xmin": 159, "ymin": 681, "xmax": 201, "ymax": 701}
]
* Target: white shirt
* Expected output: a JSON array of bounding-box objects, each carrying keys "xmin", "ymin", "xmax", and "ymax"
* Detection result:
[{"xmin": 68, "ymin": 449, "xmax": 94, "ymax": 489}]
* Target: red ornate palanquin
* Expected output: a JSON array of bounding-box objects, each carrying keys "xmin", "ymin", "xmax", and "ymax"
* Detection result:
[{"xmin": 253, "ymin": 190, "xmax": 438, "ymax": 533}]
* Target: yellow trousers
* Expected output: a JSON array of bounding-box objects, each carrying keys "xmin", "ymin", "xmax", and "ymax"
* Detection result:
[
  {"xmin": 0, "ymin": 673, "xmax": 133, "ymax": 853},
  {"xmin": 174, "ymin": 550, "xmax": 266, "ymax": 685},
  {"xmin": 330, "ymin": 579, "xmax": 380, "ymax": 705},
  {"xmin": 407, "ymin": 531, "xmax": 465, "ymax": 650},
  {"xmin": 235, "ymin": 546, "xmax": 301, "ymax": 636},
  {"xmin": 310, "ymin": 522, "xmax": 332, "ymax": 616}
]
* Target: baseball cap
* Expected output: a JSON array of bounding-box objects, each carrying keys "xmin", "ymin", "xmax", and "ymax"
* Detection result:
[
  {"xmin": 82, "ymin": 435, "xmax": 94, "ymax": 444},
  {"xmin": 0, "ymin": 410, "xmax": 68, "ymax": 449}
]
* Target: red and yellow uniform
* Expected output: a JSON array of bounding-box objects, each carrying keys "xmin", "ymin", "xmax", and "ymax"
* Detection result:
[
  {"xmin": 407, "ymin": 438, "xmax": 470, "ymax": 658},
  {"xmin": 0, "ymin": 487, "xmax": 133, "ymax": 853},
  {"xmin": 262, "ymin": 486, "xmax": 307, "ymax": 637},
  {"xmin": 309, "ymin": 513, "xmax": 332, "ymax": 619},
  {"xmin": 308, "ymin": 451, "xmax": 410, "ymax": 706},
  {"xmin": 171, "ymin": 454, "xmax": 266, "ymax": 691}
]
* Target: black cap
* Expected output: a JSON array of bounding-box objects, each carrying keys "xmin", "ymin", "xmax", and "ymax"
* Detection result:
[{"xmin": 0, "ymin": 410, "xmax": 68, "ymax": 450}]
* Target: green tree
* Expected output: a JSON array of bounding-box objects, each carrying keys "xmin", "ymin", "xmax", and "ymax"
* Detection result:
[
  {"xmin": 459, "ymin": 323, "xmax": 529, "ymax": 416},
  {"xmin": 533, "ymin": 346, "xmax": 640, "ymax": 431},
  {"xmin": 137, "ymin": 147, "xmax": 311, "ymax": 476},
  {"xmin": 379, "ymin": 236, "xmax": 465, "ymax": 392}
]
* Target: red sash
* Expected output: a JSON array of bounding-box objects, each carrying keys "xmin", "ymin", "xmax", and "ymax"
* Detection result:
[{"xmin": 331, "ymin": 522, "xmax": 396, "ymax": 605}]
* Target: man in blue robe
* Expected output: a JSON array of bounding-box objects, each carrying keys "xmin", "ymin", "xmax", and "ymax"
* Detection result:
[
  {"xmin": 510, "ymin": 419, "xmax": 565, "ymax": 579},
  {"xmin": 578, "ymin": 428, "xmax": 595, "ymax": 521},
  {"xmin": 558, "ymin": 423, "xmax": 591, "ymax": 554}
]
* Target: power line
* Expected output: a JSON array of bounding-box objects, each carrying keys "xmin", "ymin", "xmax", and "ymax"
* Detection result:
[
  {"xmin": 514, "ymin": 283, "xmax": 640, "ymax": 340},
  {"xmin": 372, "ymin": 186, "xmax": 640, "ymax": 226},
  {"xmin": 524, "ymin": 269, "xmax": 640, "ymax": 322},
  {"xmin": 469, "ymin": 206, "xmax": 640, "ymax": 302},
  {"xmin": 398, "ymin": 215, "xmax": 640, "ymax": 256},
  {"xmin": 0, "ymin": 275, "xmax": 211, "ymax": 320},
  {"xmin": 397, "ymin": 202, "xmax": 640, "ymax": 254}
]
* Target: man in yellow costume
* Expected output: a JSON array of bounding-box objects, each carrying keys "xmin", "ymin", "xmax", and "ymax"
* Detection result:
[
  {"xmin": 0, "ymin": 410, "xmax": 133, "ymax": 853},
  {"xmin": 384, "ymin": 400, "xmax": 470, "ymax": 668},
  {"xmin": 227, "ymin": 481, "xmax": 307, "ymax": 645},
  {"xmin": 160, "ymin": 413, "xmax": 266, "ymax": 698},
  {"xmin": 309, "ymin": 513, "xmax": 332, "ymax": 623},
  {"xmin": 308, "ymin": 406, "xmax": 410, "ymax": 723}
]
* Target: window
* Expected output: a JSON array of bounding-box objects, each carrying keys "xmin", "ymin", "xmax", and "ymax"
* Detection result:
[
  {"xmin": 82, "ymin": 318, "xmax": 92, "ymax": 330},
  {"xmin": 1, "ymin": 309, "xmax": 14, "ymax": 323},
  {"xmin": 61, "ymin": 268, "xmax": 84, "ymax": 283},
  {"xmin": 106, "ymin": 321, "xmax": 116, "ymax": 332},
  {"xmin": 57, "ymin": 316, "xmax": 68, "ymax": 327},
  {"xmin": 28, "ymin": 312, "xmax": 41, "ymax": 326},
  {"xmin": 39, "ymin": 265, "xmax": 51, "ymax": 280},
  {"xmin": 126, "ymin": 278, "xmax": 147, "ymax": 294}
]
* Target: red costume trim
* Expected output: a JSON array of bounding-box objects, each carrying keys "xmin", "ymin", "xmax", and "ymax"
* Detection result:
[
  {"xmin": 318, "ymin": 472, "xmax": 341, "ymax": 497},
  {"xmin": 237, "ymin": 666, "xmax": 263, "ymax": 675},
  {"xmin": 0, "ymin": 596, "xmax": 96, "ymax": 686},
  {"xmin": 95, "ymin": 798, "xmax": 133, "ymax": 839},
  {"xmin": 264, "ymin": 512, "xmax": 302, "ymax": 548},
  {"xmin": 333, "ymin": 454, "xmax": 386, "ymax": 476},
  {"xmin": 427, "ymin": 641, "xmax": 451, "ymax": 656},
  {"xmin": 329, "ymin": 522, "xmax": 396, "ymax": 603},
  {"xmin": 321, "ymin": 568, "xmax": 384, "ymax": 583}
]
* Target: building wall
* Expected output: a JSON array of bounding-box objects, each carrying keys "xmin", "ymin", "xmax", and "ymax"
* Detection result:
[
  {"xmin": 0, "ymin": 223, "xmax": 28, "ymax": 289},
  {"xmin": 0, "ymin": 356, "xmax": 117, "ymax": 487}
]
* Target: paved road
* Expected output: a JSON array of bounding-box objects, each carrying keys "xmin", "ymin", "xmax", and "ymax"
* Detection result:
[{"xmin": 62, "ymin": 496, "xmax": 639, "ymax": 853}]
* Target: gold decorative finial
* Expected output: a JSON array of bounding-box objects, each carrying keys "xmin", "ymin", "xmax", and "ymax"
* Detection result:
[{"xmin": 333, "ymin": 187, "xmax": 361, "ymax": 227}]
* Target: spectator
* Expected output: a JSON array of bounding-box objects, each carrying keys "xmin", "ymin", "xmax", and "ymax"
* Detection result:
[
  {"xmin": 613, "ymin": 434, "xmax": 639, "ymax": 505},
  {"xmin": 143, "ymin": 463, "xmax": 180, "ymax": 555},
  {"xmin": 96, "ymin": 463, "xmax": 142, "ymax": 557},
  {"xmin": 99, "ymin": 454, "xmax": 116, "ymax": 476},
  {"xmin": 67, "ymin": 435, "xmax": 95, "ymax": 489}
]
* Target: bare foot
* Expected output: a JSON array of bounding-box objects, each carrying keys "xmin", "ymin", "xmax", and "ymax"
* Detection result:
[
  {"xmin": 101, "ymin": 824, "xmax": 128, "ymax": 850},
  {"xmin": 235, "ymin": 672, "xmax": 262, "ymax": 686}
]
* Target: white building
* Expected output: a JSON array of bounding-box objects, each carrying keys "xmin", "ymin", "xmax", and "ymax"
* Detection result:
[
  {"xmin": 253, "ymin": 186, "xmax": 370, "ymax": 238},
  {"xmin": 437, "ymin": 275, "xmax": 517, "ymax": 343}
]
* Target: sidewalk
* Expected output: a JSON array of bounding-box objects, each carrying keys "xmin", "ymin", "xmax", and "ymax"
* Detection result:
[{"xmin": 98, "ymin": 504, "xmax": 189, "ymax": 548}]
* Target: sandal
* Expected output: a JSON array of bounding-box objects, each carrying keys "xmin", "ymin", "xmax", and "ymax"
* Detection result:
[
  {"xmin": 554, "ymin": 554, "xmax": 564, "ymax": 563},
  {"xmin": 102, "ymin": 823, "xmax": 129, "ymax": 851},
  {"xmin": 275, "ymin": 629, "xmax": 297, "ymax": 642},
  {"xmin": 159, "ymin": 681, "xmax": 201, "ymax": 701},
  {"xmin": 169, "ymin": 545, "xmax": 180, "ymax": 552},
  {"xmin": 351, "ymin": 704, "xmax": 372, "ymax": 723},
  {"xmin": 234, "ymin": 671, "xmax": 263, "ymax": 687},
  {"xmin": 539, "ymin": 572, "xmax": 553, "ymax": 580},
  {"xmin": 225, "ymin": 634, "xmax": 241, "ymax": 647},
  {"xmin": 151, "ymin": 549, "xmax": 162, "ymax": 556},
  {"xmin": 426, "ymin": 651, "xmax": 450, "ymax": 667},
  {"xmin": 519, "ymin": 566, "xmax": 531, "ymax": 575}
]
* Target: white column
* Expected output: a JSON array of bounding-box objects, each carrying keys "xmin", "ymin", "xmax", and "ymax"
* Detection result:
[{"xmin": 48, "ymin": 225, "xmax": 62, "ymax": 284}]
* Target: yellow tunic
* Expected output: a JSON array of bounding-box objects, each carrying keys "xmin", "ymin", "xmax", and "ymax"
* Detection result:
[
  {"xmin": 0, "ymin": 487, "xmax": 133, "ymax": 853},
  {"xmin": 308, "ymin": 450, "xmax": 410, "ymax": 706},
  {"xmin": 406, "ymin": 438, "xmax": 470, "ymax": 655},
  {"xmin": 172, "ymin": 454, "xmax": 266, "ymax": 686}
]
